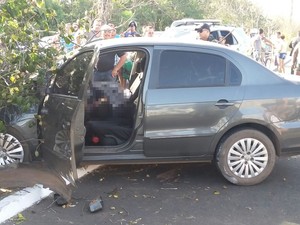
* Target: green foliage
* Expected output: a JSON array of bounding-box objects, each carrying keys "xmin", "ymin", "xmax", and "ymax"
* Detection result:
[
  {"xmin": 0, "ymin": 120, "xmax": 4, "ymax": 133},
  {"xmin": 0, "ymin": 0, "xmax": 59, "ymax": 113},
  {"xmin": 44, "ymin": 0, "xmax": 93, "ymax": 27},
  {"xmin": 108, "ymin": 0, "xmax": 205, "ymax": 33},
  {"xmin": 0, "ymin": 0, "xmax": 297, "ymax": 121}
]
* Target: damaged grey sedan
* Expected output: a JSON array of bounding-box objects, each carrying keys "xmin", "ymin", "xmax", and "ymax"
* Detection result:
[{"xmin": 1, "ymin": 38, "xmax": 300, "ymax": 201}]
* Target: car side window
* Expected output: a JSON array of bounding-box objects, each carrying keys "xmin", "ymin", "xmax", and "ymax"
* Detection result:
[
  {"xmin": 158, "ymin": 50, "xmax": 226, "ymax": 88},
  {"xmin": 53, "ymin": 51, "xmax": 94, "ymax": 96},
  {"xmin": 228, "ymin": 62, "xmax": 242, "ymax": 85}
]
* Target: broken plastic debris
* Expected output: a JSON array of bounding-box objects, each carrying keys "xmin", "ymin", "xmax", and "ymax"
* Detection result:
[
  {"xmin": 89, "ymin": 197, "xmax": 103, "ymax": 213},
  {"xmin": 62, "ymin": 203, "xmax": 76, "ymax": 208},
  {"xmin": 107, "ymin": 188, "xmax": 119, "ymax": 198},
  {"xmin": 0, "ymin": 188, "xmax": 12, "ymax": 193}
]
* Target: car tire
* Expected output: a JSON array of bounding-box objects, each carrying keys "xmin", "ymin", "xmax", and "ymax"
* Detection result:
[
  {"xmin": 0, "ymin": 127, "xmax": 31, "ymax": 167},
  {"xmin": 216, "ymin": 129, "xmax": 276, "ymax": 186}
]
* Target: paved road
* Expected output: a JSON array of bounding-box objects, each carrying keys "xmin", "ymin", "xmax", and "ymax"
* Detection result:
[{"xmin": 3, "ymin": 156, "xmax": 300, "ymax": 225}]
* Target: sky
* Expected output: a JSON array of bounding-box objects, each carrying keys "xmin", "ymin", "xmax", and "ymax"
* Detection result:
[{"xmin": 250, "ymin": 0, "xmax": 300, "ymax": 22}]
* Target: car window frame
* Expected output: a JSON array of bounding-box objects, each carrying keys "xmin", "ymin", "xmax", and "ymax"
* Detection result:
[
  {"xmin": 52, "ymin": 50, "xmax": 94, "ymax": 98},
  {"xmin": 157, "ymin": 50, "xmax": 227, "ymax": 89},
  {"xmin": 149, "ymin": 46, "xmax": 243, "ymax": 89}
]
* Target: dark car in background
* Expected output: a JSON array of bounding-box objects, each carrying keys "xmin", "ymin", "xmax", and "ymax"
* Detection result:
[
  {"xmin": 2, "ymin": 37, "xmax": 300, "ymax": 201},
  {"xmin": 0, "ymin": 105, "xmax": 38, "ymax": 166}
]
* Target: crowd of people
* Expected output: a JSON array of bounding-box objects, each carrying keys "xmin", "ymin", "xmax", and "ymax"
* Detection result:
[
  {"xmin": 44, "ymin": 19, "xmax": 300, "ymax": 77},
  {"xmin": 248, "ymin": 28, "xmax": 300, "ymax": 76},
  {"xmin": 195, "ymin": 23, "xmax": 300, "ymax": 76},
  {"xmin": 47, "ymin": 19, "xmax": 156, "ymax": 55}
]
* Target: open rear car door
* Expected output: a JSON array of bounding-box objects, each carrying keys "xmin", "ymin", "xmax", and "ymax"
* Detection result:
[{"xmin": 0, "ymin": 51, "xmax": 94, "ymax": 201}]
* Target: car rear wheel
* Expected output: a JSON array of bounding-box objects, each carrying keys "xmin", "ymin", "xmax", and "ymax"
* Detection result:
[
  {"xmin": 216, "ymin": 129, "xmax": 276, "ymax": 185},
  {"xmin": 0, "ymin": 128, "xmax": 30, "ymax": 167}
]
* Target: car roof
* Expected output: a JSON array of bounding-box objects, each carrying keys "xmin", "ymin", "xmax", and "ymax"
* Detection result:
[
  {"xmin": 72, "ymin": 37, "xmax": 285, "ymax": 86},
  {"xmin": 171, "ymin": 18, "xmax": 222, "ymax": 27},
  {"xmin": 83, "ymin": 37, "xmax": 228, "ymax": 51},
  {"xmin": 169, "ymin": 18, "xmax": 239, "ymax": 31},
  {"xmin": 165, "ymin": 24, "xmax": 239, "ymax": 33}
]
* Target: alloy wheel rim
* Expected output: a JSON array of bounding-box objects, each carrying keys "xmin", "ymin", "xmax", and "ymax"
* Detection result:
[
  {"xmin": 0, "ymin": 133, "xmax": 24, "ymax": 166},
  {"xmin": 227, "ymin": 138, "xmax": 268, "ymax": 178}
]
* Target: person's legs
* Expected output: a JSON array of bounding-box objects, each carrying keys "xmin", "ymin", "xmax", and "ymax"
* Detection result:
[
  {"xmin": 278, "ymin": 53, "xmax": 285, "ymax": 73},
  {"xmin": 281, "ymin": 53, "xmax": 286, "ymax": 74},
  {"xmin": 278, "ymin": 58, "xmax": 282, "ymax": 73},
  {"xmin": 274, "ymin": 54, "xmax": 279, "ymax": 71},
  {"xmin": 260, "ymin": 50, "xmax": 265, "ymax": 64},
  {"xmin": 296, "ymin": 64, "xmax": 300, "ymax": 76},
  {"xmin": 117, "ymin": 70, "xmax": 126, "ymax": 89}
]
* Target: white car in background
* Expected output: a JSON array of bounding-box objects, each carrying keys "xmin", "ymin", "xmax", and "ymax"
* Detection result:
[{"xmin": 161, "ymin": 18, "xmax": 252, "ymax": 56}]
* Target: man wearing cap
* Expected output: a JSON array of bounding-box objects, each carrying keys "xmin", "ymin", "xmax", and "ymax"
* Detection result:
[
  {"xmin": 195, "ymin": 23, "xmax": 217, "ymax": 42},
  {"xmin": 123, "ymin": 21, "xmax": 140, "ymax": 37}
]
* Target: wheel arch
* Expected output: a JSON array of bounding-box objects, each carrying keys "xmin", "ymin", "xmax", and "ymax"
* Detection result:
[{"xmin": 213, "ymin": 123, "xmax": 281, "ymax": 158}]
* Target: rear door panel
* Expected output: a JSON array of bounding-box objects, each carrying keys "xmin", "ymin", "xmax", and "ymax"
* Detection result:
[{"xmin": 144, "ymin": 47, "xmax": 244, "ymax": 157}]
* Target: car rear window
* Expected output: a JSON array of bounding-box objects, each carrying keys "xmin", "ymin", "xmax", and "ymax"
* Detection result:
[{"xmin": 158, "ymin": 50, "xmax": 226, "ymax": 88}]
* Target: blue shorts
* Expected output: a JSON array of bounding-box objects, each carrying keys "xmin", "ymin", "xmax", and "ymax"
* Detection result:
[{"xmin": 279, "ymin": 53, "xmax": 286, "ymax": 60}]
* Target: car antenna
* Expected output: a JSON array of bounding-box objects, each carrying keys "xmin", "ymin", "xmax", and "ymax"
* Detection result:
[{"xmin": 218, "ymin": 28, "xmax": 235, "ymax": 44}]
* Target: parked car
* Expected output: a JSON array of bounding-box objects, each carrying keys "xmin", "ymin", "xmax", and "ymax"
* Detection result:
[
  {"xmin": 2, "ymin": 37, "xmax": 300, "ymax": 200},
  {"xmin": 161, "ymin": 18, "xmax": 252, "ymax": 56},
  {"xmin": 0, "ymin": 72, "xmax": 46, "ymax": 167},
  {"xmin": 0, "ymin": 105, "xmax": 38, "ymax": 167}
]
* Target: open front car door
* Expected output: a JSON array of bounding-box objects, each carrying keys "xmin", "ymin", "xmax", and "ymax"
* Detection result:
[{"xmin": 0, "ymin": 50, "xmax": 94, "ymax": 201}]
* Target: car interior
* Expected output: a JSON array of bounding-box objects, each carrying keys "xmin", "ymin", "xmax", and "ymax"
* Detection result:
[{"xmin": 84, "ymin": 50, "xmax": 146, "ymax": 146}]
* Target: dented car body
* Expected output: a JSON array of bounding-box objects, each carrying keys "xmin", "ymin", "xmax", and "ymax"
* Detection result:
[{"xmin": 2, "ymin": 38, "xmax": 300, "ymax": 200}]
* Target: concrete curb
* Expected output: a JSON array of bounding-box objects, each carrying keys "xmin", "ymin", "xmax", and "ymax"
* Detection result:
[{"xmin": 0, "ymin": 165, "xmax": 100, "ymax": 224}]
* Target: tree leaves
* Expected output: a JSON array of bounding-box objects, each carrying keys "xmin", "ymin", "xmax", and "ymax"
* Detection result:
[{"xmin": 0, "ymin": 0, "xmax": 60, "ymax": 114}]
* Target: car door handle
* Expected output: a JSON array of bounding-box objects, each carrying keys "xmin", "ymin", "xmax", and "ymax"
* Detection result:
[{"xmin": 215, "ymin": 99, "xmax": 234, "ymax": 107}]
